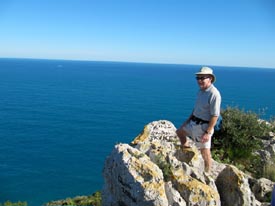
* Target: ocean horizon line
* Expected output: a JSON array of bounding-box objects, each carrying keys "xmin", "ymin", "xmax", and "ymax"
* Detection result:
[{"xmin": 0, "ymin": 57, "xmax": 274, "ymax": 70}]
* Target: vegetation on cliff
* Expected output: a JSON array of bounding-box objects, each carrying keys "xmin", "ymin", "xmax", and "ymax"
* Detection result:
[
  {"xmin": 45, "ymin": 191, "xmax": 101, "ymax": 206},
  {"xmin": 0, "ymin": 201, "xmax": 27, "ymax": 206},
  {"xmin": 212, "ymin": 106, "xmax": 275, "ymax": 180},
  {"xmin": 1, "ymin": 181, "xmax": 102, "ymax": 206}
]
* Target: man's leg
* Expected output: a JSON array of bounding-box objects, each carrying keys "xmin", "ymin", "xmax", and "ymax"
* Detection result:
[
  {"xmin": 176, "ymin": 127, "xmax": 189, "ymax": 147},
  {"xmin": 200, "ymin": 148, "xmax": 212, "ymax": 172}
]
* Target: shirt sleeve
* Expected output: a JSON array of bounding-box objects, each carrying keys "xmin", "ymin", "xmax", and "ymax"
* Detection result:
[{"xmin": 209, "ymin": 90, "xmax": 221, "ymax": 117}]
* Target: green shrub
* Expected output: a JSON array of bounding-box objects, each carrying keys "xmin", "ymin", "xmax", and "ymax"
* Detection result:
[
  {"xmin": 263, "ymin": 157, "xmax": 275, "ymax": 182},
  {"xmin": 90, "ymin": 191, "xmax": 102, "ymax": 206},
  {"xmin": 154, "ymin": 155, "xmax": 173, "ymax": 182},
  {"xmin": 212, "ymin": 106, "xmax": 273, "ymax": 177},
  {"xmin": 45, "ymin": 191, "xmax": 102, "ymax": 206},
  {"xmin": 0, "ymin": 201, "xmax": 27, "ymax": 206}
]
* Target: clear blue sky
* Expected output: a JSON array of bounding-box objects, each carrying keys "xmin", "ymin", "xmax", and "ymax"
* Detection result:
[{"xmin": 0, "ymin": 0, "xmax": 274, "ymax": 68}]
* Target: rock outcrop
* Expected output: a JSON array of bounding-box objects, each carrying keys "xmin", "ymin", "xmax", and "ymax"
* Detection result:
[{"xmin": 102, "ymin": 120, "xmax": 275, "ymax": 206}]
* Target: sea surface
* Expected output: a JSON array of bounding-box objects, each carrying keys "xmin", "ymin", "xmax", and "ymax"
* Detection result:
[{"xmin": 0, "ymin": 58, "xmax": 274, "ymax": 205}]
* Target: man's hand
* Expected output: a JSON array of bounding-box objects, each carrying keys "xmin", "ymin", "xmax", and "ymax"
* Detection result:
[{"xmin": 201, "ymin": 133, "xmax": 210, "ymax": 143}]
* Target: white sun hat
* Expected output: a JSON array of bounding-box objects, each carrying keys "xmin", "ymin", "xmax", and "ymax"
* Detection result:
[{"xmin": 195, "ymin": 66, "xmax": 216, "ymax": 83}]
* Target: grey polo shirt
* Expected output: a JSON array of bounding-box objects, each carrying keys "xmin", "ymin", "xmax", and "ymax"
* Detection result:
[{"xmin": 193, "ymin": 84, "xmax": 221, "ymax": 121}]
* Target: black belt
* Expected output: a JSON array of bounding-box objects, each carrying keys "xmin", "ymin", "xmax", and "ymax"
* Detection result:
[{"xmin": 190, "ymin": 115, "xmax": 209, "ymax": 125}]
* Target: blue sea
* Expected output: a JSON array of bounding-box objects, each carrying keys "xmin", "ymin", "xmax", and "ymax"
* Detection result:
[{"xmin": 0, "ymin": 58, "xmax": 275, "ymax": 205}]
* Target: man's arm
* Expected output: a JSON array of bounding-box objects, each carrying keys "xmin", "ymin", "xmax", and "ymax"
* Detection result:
[{"xmin": 205, "ymin": 115, "xmax": 218, "ymax": 134}]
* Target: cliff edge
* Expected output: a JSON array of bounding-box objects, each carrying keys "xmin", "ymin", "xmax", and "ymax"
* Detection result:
[{"xmin": 102, "ymin": 120, "xmax": 274, "ymax": 206}]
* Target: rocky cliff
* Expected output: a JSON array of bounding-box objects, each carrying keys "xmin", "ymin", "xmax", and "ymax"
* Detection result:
[{"xmin": 102, "ymin": 120, "xmax": 275, "ymax": 206}]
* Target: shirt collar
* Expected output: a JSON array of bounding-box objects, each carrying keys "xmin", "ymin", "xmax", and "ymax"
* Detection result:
[{"xmin": 201, "ymin": 84, "xmax": 213, "ymax": 92}]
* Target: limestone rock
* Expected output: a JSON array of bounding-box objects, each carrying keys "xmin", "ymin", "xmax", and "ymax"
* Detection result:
[
  {"xmin": 102, "ymin": 143, "xmax": 168, "ymax": 206},
  {"xmin": 216, "ymin": 165, "xmax": 256, "ymax": 206},
  {"xmin": 165, "ymin": 181, "xmax": 186, "ymax": 206},
  {"xmin": 250, "ymin": 177, "xmax": 274, "ymax": 202}
]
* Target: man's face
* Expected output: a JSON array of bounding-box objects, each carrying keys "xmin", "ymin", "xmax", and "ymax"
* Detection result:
[{"xmin": 196, "ymin": 75, "xmax": 212, "ymax": 90}]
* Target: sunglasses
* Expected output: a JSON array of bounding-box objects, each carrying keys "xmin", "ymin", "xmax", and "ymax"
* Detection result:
[{"xmin": 196, "ymin": 76, "xmax": 210, "ymax": 81}]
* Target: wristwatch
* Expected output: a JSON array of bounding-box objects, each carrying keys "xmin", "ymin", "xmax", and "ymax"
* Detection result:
[{"xmin": 205, "ymin": 130, "xmax": 211, "ymax": 135}]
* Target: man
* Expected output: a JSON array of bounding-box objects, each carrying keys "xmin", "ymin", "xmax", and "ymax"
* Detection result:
[{"xmin": 176, "ymin": 66, "xmax": 221, "ymax": 173}]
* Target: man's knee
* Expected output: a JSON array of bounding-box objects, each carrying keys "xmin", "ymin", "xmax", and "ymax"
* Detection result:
[
  {"xmin": 176, "ymin": 128, "xmax": 182, "ymax": 137},
  {"xmin": 176, "ymin": 127, "xmax": 187, "ymax": 143},
  {"xmin": 176, "ymin": 126, "xmax": 186, "ymax": 136},
  {"xmin": 176, "ymin": 128, "xmax": 185, "ymax": 139}
]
